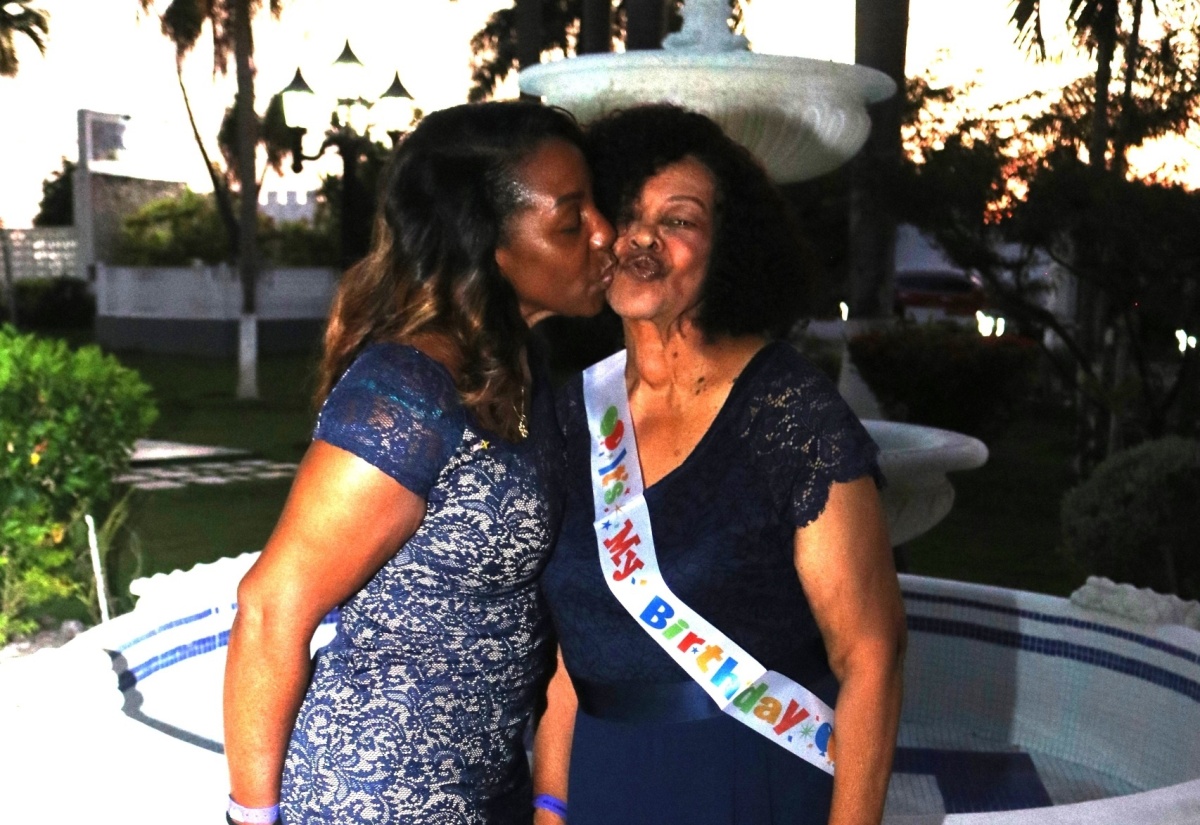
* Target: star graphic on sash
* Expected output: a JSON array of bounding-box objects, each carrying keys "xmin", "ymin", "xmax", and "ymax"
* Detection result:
[{"xmin": 472, "ymin": 440, "xmax": 491, "ymax": 452}]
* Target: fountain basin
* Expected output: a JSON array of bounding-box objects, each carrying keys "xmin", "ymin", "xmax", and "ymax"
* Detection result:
[
  {"xmin": 3, "ymin": 568, "xmax": 1198, "ymax": 823},
  {"xmin": 520, "ymin": 51, "xmax": 895, "ymax": 182},
  {"xmin": 865, "ymin": 420, "xmax": 990, "ymax": 546}
]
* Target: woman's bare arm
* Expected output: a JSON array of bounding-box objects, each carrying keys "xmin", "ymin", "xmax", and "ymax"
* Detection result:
[
  {"xmin": 223, "ymin": 440, "xmax": 427, "ymax": 819},
  {"xmin": 531, "ymin": 649, "xmax": 578, "ymax": 824},
  {"xmin": 794, "ymin": 476, "xmax": 906, "ymax": 825}
]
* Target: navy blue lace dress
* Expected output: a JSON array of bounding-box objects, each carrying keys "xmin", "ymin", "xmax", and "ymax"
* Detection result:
[
  {"xmin": 280, "ymin": 343, "xmax": 561, "ymax": 825},
  {"xmin": 542, "ymin": 341, "xmax": 882, "ymax": 825}
]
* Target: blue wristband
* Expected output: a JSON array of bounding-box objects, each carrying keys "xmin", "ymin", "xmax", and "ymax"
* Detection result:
[{"xmin": 533, "ymin": 793, "xmax": 568, "ymax": 819}]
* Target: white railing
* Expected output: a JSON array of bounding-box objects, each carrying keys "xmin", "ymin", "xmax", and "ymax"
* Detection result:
[{"xmin": 1, "ymin": 227, "xmax": 79, "ymax": 281}]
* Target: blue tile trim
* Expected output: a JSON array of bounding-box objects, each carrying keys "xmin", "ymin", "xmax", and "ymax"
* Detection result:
[
  {"xmin": 903, "ymin": 590, "xmax": 1200, "ymax": 669},
  {"xmin": 116, "ymin": 606, "xmax": 221, "ymax": 652},
  {"xmin": 894, "ymin": 747, "xmax": 1052, "ymax": 813},
  {"xmin": 909, "ymin": 614, "xmax": 1200, "ymax": 704},
  {"xmin": 114, "ymin": 608, "xmax": 339, "ymax": 690}
]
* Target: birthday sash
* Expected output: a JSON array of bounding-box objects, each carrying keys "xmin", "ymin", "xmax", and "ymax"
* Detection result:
[{"xmin": 582, "ymin": 350, "xmax": 836, "ymax": 775}]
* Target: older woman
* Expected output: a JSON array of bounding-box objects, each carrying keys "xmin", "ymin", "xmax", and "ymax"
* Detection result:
[
  {"xmin": 533, "ymin": 105, "xmax": 906, "ymax": 825},
  {"xmin": 223, "ymin": 101, "xmax": 614, "ymax": 825}
]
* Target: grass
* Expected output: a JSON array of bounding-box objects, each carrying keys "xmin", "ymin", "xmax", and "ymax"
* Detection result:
[
  {"xmin": 66, "ymin": 333, "xmax": 1081, "ymax": 606},
  {"xmin": 106, "ymin": 348, "xmax": 321, "ymax": 594},
  {"xmin": 902, "ymin": 407, "xmax": 1087, "ymax": 597}
]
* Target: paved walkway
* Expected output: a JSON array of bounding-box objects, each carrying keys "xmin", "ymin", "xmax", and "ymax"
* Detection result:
[{"xmin": 115, "ymin": 440, "xmax": 298, "ymax": 491}]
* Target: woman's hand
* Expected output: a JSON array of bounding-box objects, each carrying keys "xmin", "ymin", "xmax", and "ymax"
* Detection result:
[
  {"xmin": 794, "ymin": 477, "xmax": 907, "ymax": 825},
  {"xmin": 223, "ymin": 440, "xmax": 428, "ymax": 812}
]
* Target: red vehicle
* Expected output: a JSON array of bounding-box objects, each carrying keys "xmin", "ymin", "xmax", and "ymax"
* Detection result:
[{"xmin": 893, "ymin": 269, "xmax": 989, "ymax": 322}]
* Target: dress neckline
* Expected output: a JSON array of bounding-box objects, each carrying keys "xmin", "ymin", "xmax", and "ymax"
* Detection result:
[{"xmin": 639, "ymin": 340, "xmax": 784, "ymax": 495}]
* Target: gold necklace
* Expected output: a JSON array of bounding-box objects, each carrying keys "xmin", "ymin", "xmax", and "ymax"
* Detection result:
[{"xmin": 517, "ymin": 386, "xmax": 529, "ymax": 439}]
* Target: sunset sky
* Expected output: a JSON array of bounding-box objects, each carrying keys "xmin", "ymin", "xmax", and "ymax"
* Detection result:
[{"xmin": 0, "ymin": 0, "xmax": 1191, "ymax": 227}]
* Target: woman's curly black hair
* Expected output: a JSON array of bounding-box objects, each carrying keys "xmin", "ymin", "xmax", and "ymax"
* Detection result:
[{"xmin": 584, "ymin": 103, "xmax": 809, "ymax": 340}]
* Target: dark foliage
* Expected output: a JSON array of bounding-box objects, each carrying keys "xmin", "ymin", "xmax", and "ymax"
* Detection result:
[
  {"xmin": 1061, "ymin": 436, "xmax": 1200, "ymax": 598},
  {"xmin": 848, "ymin": 322, "xmax": 1040, "ymax": 439}
]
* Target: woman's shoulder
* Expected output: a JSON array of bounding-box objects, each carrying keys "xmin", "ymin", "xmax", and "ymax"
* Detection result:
[
  {"xmin": 737, "ymin": 341, "xmax": 878, "ymax": 461},
  {"xmin": 321, "ymin": 342, "xmax": 467, "ymax": 436},
  {"xmin": 342, "ymin": 342, "xmax": 462, "ymax": 408},
  {"xmin": 315, "ymin": 343, "xmax": 468, "ymax": 494},
  {"xmin": 740, "ymin": 341, "xmax": 846, "ymax": 414}
]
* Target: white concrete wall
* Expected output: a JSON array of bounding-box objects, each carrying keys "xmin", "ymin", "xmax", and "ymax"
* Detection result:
[{"xmin": 95, "ymin": 264, "xmax": 338, "ymax": 321}]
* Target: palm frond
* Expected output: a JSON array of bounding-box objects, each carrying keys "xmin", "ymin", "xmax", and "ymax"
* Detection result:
[
  {"xmin": 0, "ymin": 1, "xmax": 50, "ymax": 76},
  {"xmin": 1010, "ymin": 0, "xmax": 1048, "ymax": 59}
]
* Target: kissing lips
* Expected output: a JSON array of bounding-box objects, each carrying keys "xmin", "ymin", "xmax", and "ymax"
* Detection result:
[{"xmin": 616, "ymin": 252, "xmax": 666, "ymax": 283}]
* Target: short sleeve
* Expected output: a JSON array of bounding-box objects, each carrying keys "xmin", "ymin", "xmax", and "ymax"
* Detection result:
[
  {"xmin": 740, "ymin": 345, "xmax": 883, "ymax": 530},
  {"xmin": 786, "ymin": 379, "xmax": 884, "ymax": 529},
  {"xmin": 313, "ymin": 344, "xmax": 465, "ymax": 496}
]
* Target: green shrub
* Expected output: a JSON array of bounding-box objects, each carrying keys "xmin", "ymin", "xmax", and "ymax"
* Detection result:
[
  {"xmin": 112, "ymin": 189, "xmax": 232, "ymax": 266},
  {"xmin": 846, "ymin": 321, "xmax": 1039, "ymax": 438},
  {"xmin": 0, "ymin": 277, "xmax": 95, "ymax": 329},
  {"xmin": 113, "ymin": 189, "xmax": 337, "ymax": 267},
  {"xmin": 1060, "ymin": 436, "xmax": 1200, "ymax": 599},
  {"xmin": 0, "ymin": 326, "xmax": 157, "ymax": 643},
  {"xmin": 261, "ymin": 219, "xmax": 338, "ymax": 267}
]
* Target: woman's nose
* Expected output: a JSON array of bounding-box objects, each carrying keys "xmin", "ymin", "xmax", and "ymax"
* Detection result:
[
  {"xmin": 624, "ymin": 219, "xmax": 659, "ymax": 250},
  {"xmin": 590, "ymin": 211, "xmax": 615, "ymax": 249}
]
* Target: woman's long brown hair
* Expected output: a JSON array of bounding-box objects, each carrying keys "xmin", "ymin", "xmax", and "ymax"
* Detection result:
[{"xmin": 315, "ymin": 102, "xmax": 585, "ymax": 441}]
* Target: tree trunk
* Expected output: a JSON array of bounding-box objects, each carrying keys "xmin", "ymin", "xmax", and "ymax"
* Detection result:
[
  {"xmin": 625, "ymin": 0, "xmax": 667, "ymax": 50},
  {"xmin": 1087, "ymin": 0, "xmax": 1118, "ymax": 172},
  {"xmin": 516, "ymin": 0, "xmax": 543, "ymax": 69},
  {"xmin": 580, "ymin": 0, "xmax": 613, "ymax": 54},
  {"xmin": 1073, "ymin": 0, "xmax": 1122, "ymax": 473},
  {"xmin": 176, "ymin": 58, "xmax": 239, "ymax": 257},
  {"xmin": 1112, "ymin": 0, "xmax": 1143, "ymax": 177},
  {"xmin": 233, "ymin": 0, "xmax": 259, "ymax": 400},
  {"xmin": 847, "ymin": 0, "xmax": 910, "ymax": 320},
  {"xmin": 339, "ymin": 140, "xmax": 370, "ymax": 269}
]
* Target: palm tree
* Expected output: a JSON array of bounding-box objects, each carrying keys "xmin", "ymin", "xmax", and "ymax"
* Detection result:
[
  {"xmin": 139, "ymin": 0, "xmax": 284, "ymax": 399},
  {"xmin": 1009, "ymin": 0, "xmax": 1154, "ymax": 469},
  {"xmin": 847, "ymin": 0, "xmax": 911, "ymax": 320},
  {"xmin": 1010, "ymin": 0, "xmax": 1123, "ymax": 171},
  {"xmin": 0, "ymin": 0, "xmax": 49, "ymax": 78}
]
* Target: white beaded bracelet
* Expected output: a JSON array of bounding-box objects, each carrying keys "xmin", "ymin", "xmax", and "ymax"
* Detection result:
[{"xmin": 227, "ymin": 795, "xmax": 280, "ymax": 824}]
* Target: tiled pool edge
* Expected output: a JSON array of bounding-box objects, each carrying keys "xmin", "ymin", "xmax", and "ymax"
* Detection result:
[
  {"xmin": 895, "ymin": 574, "xmax": 1200, "ymax": 823},
  {"xmin": 3, "ymin": 564, "xmax": 1198, "ymax": 824}
]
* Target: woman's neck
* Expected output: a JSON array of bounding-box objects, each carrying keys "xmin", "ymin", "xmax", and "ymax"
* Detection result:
[{"xmin": 622, "ymin": 318, "xmax": 765, "ymax": 396}]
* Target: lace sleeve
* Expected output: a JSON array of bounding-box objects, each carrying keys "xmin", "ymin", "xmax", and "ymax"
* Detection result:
[
  {"xmin": 784, "ymin": 368, "xmax": 883, "ymax": 529},
  {"xmin": 313, "ymin": 344, "xmax": 464, "ymax": 496},
  {"xmin": 742, "ymin": 347, "xmax": 883, "ymax": 530}
]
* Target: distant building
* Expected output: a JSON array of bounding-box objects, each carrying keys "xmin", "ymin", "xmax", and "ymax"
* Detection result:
[{"xmin": 261, "ymin": 190, "xmax": 319, "ymax": 225}]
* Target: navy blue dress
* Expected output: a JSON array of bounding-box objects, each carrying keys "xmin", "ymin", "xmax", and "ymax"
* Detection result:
[
  {"xmin": 542, "ymin": 342, "xmax": 881, "ymax": 825},
  {"xmin": 280, "ymin": 343, "xmax": 561, "ymax": 825}
]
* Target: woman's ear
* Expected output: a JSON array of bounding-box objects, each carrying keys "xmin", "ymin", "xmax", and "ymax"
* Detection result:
[{"xmin": 494, "ymin": 245, "xmax": 514, "ymax": 284}]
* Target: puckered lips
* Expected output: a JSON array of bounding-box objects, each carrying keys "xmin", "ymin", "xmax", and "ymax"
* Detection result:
[{"xmin": 615, "ymin": 251, "xmax": 666, "ymax": 283}]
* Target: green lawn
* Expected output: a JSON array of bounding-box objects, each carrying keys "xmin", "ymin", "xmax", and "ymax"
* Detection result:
[
  {"xmin": 99, "ymin": 344, "xmax": 1083, "ymax": 601},
  {"xmin": 107, "ymin": 349, "xmax": 320, "ymax": 593},
  {"xmin": 902, "ymin": 408, "xmax": 1087, "ymax": 597}
]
